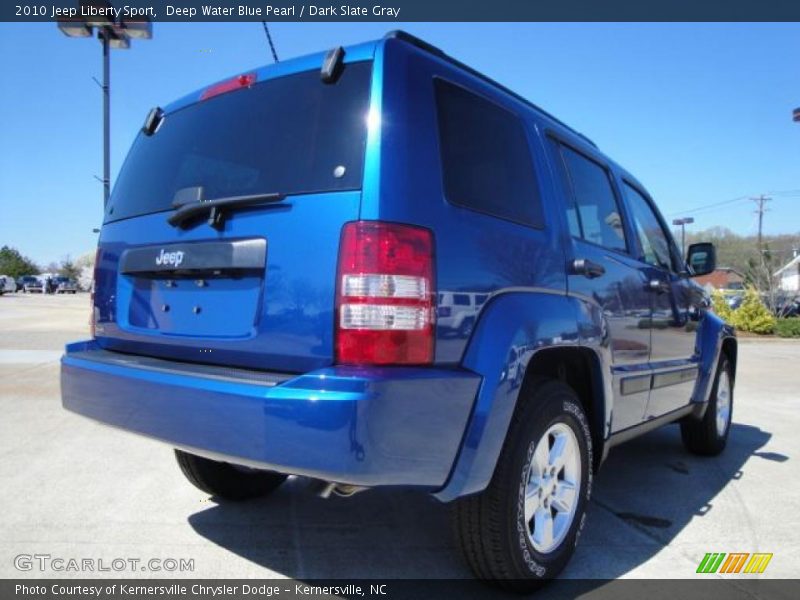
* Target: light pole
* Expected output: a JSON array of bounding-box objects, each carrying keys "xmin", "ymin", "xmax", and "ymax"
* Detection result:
[
  {"xmin": 57, "ymin": 1, "xmax": 152, "ymax": 206},
  {"xmin": 672, "ymin": 217, "xmax": 695, "ymax": 258}
]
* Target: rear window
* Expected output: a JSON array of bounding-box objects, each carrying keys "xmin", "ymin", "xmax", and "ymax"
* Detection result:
[
  {"xmin": 434, "ymin": 79, "xmax": 543, "ymax": 228},
  {"xmin": 106, "ymin": 62, "xmax": 373, "ymax": 223}
]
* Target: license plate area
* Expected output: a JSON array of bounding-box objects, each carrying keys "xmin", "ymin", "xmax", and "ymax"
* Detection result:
[{"xmin": 121, "ymin": 239, "xmax": 266, "ymax": 339}]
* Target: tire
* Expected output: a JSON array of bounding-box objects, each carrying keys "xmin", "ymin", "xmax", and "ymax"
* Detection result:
[
  {"xmin": 681, "ymin": 356, "xmax": 733, "ymax": 456},
  {"xmin": 175, "ymin": 449, "xmax": 288, "ymax": 501},
  {"xmin": 452, "ymin": 379, "xmax": 593, "ymax": 591}
]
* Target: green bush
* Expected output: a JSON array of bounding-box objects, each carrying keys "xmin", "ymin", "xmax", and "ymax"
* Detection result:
[
  {"xmin": 775, "ymin": 318, "xmax": 800, "ymax": 338},
  {"xmin": 729, "ymin": 288, "xmax": 776, "ymax": 334},
  {"xmin": 711, "ymin": 289, "xmax": 733, "ymax": 323}
]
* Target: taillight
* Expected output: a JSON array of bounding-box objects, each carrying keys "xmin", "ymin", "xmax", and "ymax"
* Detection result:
[
  {"xmin": 200, "ymin": 73, "xmax": 257, "ymax": 101},
  {"xmin": 336, "ymin": 221, "xmax": 435, "ymax": 365},
  {"xmin": 89, "ymin": 247, "xmax": 100, "ymax": 338}
]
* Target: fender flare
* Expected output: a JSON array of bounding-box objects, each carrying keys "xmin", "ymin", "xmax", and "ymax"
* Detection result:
[
  {"xmin": 435, "ymin": 289, "xmax": 611, "ymax": 501},
  {"xmin": 690, "ymin": 311, "xmax": 737, "ymax": 419}
]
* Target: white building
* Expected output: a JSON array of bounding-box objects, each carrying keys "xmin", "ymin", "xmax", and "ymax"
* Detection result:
[{"xmin": 774, "ymin": 254, "xmax": 800, "ymax": 293}]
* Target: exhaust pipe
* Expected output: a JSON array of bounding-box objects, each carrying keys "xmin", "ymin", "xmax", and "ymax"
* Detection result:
[{"xmin": 309, "ymin": 480, "xmax": 367, "ymax": 499}]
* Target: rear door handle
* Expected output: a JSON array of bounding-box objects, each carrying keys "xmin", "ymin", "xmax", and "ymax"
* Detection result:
[
  {"xmin": 570, "ymin": 258, "xmax": 606, "ymax": 279},
  {"xmin": 647, "ymin": 279, "xmax": 671, "ymax": 294}
]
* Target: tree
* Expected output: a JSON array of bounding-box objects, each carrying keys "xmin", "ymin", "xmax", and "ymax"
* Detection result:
[
  {"xmin": 730, "ymin": 287, "xmax": 776, "ymax": 334},
  {"xmin": 59, "ymin": 256, "xmax": 81, "ymax": 281},
  {"xmin": 683, "ymin": 228, "xmax": 799, "ymax": 280},
  {"xmin": 710, "ymin": 289, "xmax": 733, "ymax": 323},
  {"xmin": 75, "ymin": 251, "xmax": 96, "ymax": 291},
  {"xmin": 0, "ymin": 246, "xmax": 39, "ymax": 278}
]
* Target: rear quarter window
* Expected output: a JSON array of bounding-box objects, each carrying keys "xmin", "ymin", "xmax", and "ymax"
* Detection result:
[{"xmin": 434, "ymin": 79, "xmax": 543, "ymax": 229}]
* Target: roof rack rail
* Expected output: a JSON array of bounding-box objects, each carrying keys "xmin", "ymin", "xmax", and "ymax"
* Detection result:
[{"xmin": 383, "ymin": 30, "xmax": 598, "ymax": 149}]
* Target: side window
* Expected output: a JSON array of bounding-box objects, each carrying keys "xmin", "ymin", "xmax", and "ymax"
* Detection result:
[
  {"xmin": 558, "ymin": 145, "xmax": 627, "ymax": 252},
  {"xmin": 434, "ymin": 79, "xmax": 544, "ymax": 228},
  {"xmin": 622, "ymin": 183, "xmax": 676, "ymax": 271}
]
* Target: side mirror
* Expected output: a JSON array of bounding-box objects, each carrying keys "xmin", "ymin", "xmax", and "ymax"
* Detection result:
[{"xmin": 687, "ymin": 242, "xmax": 716, "ymax": 276}]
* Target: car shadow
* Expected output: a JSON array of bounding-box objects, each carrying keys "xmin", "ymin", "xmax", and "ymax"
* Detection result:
[{"xmin": 187, "ymin": 420, "xmax": 775, "ymax": 592}]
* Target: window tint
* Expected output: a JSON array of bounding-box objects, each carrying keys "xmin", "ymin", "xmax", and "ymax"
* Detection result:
[
  {"xmin": 434, "ymin": 79, "xmax": 543, "ymax": 228},
  {"xmin": 623, "ymin": 183, "xmax": 675, "ymax": 271},
  {"xmin": 106, "ymin": 62, "xmax": 372, "ymax": 223},
  {"xmin": 453, "ymin": 294, "xmax": 471, "ymax": 306},
  {"xmin": 559, "ymin": 145, "xmax": 627, "ymax": 252}
]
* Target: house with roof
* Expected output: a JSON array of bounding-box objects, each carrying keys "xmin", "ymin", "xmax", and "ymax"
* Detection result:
[
  {"xmin": 774, "ymin": 253, "xmax": 800, "ymax": 293},
  {"xmin": 693, "ymin": 267, "xmax": 745, "ymax": 291}
]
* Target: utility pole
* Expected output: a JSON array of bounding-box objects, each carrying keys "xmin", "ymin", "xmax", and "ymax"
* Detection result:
[
  {"xmin": 57, "ymin": 2, "xmax": 152, "ymax": 207},
  {"xmin": 672, "ymin": 217, "xmax": 695, "ymax": 258},
  {"xmin": 753, "ymin": 195, "xmax": 771, "ymax": 253}
]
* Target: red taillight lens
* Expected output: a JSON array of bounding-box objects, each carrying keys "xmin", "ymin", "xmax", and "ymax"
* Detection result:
[
  {"xmin": 200, "ymin": 73, "xmax": 257, "ymax": 101},
  {"xmin": 336, "ymin": 221, "xmax": 435, "ymax": 365}
]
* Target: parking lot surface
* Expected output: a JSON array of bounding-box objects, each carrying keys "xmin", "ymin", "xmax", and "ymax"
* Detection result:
[{"xmin": 1, "ymin": 293, "xmax": 798, "ymax": 584}]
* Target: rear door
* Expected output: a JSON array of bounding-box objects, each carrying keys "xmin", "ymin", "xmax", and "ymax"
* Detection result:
[
  {"xmin": 620, "ymin": 182, "xmax": 698, "ymax": 418},
  {"xmin": 94, "ymin": 60, "xmax": 374, "ymax": 373},
  {"xmin": 550, "ymin": 140, "xmax": 653, "ymax": 432}
]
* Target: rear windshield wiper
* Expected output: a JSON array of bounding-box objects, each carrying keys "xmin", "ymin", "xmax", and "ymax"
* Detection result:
[{"xmin": 167, "ymin": 187, "xmax": 286, "ymax": 230}]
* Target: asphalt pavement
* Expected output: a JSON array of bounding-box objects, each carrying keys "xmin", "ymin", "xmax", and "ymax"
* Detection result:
[{"xmin": 1, "ymin": 293, "xmax": 798, "ymax": 586}]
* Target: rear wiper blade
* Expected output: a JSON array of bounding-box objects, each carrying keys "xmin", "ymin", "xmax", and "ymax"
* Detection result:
[{"xmin": 168, "ymin": 190, "xmax": 285, "ymax": 230}]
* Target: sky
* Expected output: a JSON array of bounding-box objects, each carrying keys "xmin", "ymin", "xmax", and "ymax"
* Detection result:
[{"xmin": 0, "ymin": 22, "xmax": 798, "ymax": 265}]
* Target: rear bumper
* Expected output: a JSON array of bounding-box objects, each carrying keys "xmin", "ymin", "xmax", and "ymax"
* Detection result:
[{"xmin": 61, "ymin": 340, "xmax": 480, "ymax": 489}]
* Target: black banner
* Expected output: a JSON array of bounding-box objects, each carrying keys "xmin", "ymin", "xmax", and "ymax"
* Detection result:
[
  {"xmin": 4, "ymin": 580, "xmax": 800, "ymax": 600},
  {"xmin": 4, "ymin": 0, "xmax": 800, "ymax": 22}
]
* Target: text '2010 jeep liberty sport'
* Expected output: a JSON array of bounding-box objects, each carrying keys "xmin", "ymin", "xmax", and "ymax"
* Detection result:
[{"xmin": 61, "ymin": 31, "xmax": 736, "ymax": 589}]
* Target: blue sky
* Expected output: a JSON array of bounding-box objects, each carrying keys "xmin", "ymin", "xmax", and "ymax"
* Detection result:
[{"xmin": 0, "ymin": 22, "xmax": 798, "ymax": 265}]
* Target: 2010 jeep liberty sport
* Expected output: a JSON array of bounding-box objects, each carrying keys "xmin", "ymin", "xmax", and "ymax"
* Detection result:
[{"xmin": 61, "ymin": 31, "xmax": 737, "ymax": 589}]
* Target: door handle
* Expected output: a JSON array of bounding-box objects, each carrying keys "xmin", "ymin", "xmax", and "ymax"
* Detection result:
[
  {"xmin": 647, "ymin": 279, "xmax": 671, "ymax": 294},
  {"xmin": 570, "ymin": 258, "xmax": 606, "ymax": 279}
]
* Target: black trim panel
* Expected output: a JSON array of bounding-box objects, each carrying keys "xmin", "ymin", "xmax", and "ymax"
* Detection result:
[
  {"xmin": 120, "ymin": 239, "xmax": 267, "ymax": 276},
  {"xmin": 608, "ymin": 404, "xmax": 694, "ymax": 448},
  {"xmin": 68, "ymin": 347, "xmax": 291, "ymax": 387}
]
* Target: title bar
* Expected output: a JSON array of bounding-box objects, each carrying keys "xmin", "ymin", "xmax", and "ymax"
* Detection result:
[{"xmin": 5, "ymin": 0, "xmax": 800, "ymax": 22}]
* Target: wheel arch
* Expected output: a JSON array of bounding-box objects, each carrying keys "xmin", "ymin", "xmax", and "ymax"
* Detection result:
[{"xmin": 434, "ymin": 290, "xmax": 612, "ymax": 501}]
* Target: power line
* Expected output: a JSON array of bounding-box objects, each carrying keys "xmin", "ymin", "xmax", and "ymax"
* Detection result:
[
  {"xmin": 666, "ymin": 196, "xmax": 749, "ymax": 217},
  {"xmin": 666, "ymin": 189, "xmax": 798, "ymax": 217},
  {"xmin": 261, "ymin": 22, "xmax": 279, "ymax": 63}
]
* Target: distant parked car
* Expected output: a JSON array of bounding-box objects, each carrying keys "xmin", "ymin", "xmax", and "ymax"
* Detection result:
[
  {"xmin": 774, "ymin": 293, "xmax": 800, "ymax": 318},
  {"xmin": 437, "ymin": 291, "xmax": 489, "ymax": 337},
  {"xmin": 727, "ymin": 294, "xmax": 744, "ymax": 310},
  {"xmin": 17, "ymin": 276, "xmax": 43, "ymax": 293},
  {"xmin": 53, "ymin": 276, "xmax": 78, "ymax": 294},
  {"xmin": 0, "ymin": 275, "xmax": 17, "ymax": 294}
]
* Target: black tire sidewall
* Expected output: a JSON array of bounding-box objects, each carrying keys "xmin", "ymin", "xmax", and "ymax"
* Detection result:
[{"xmin": 506, "ymin": 385, "xmax": 593, "ymax": 579}]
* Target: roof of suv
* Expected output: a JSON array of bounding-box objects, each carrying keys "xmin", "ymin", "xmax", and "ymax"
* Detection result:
[
  {"xmin": 159, "ymin": 31, "xmax": 652, "ymax": 195},
  {"xmin": 164, "ymin": 40, "xmax": 379, "ymax": 114}
]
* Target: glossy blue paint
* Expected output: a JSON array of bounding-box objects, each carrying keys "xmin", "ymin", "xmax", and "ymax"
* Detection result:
[
  {"xmin": 62, "ymin": 340, "xmax": 479, "ymax": 487},
  {"xmin": 95, "ymin": 191, "xmax": 360, "ymax": 373},
  {"xmin": 434, "ymin": 291, "xmax": 586, "ymax": 501},
  {"xmin": 62, "ymin": 32, "xmax": 736, "ymax": 501},
  {"xmin": 693, "ymin": 311, "xmax": 736, "ymax": 408}
]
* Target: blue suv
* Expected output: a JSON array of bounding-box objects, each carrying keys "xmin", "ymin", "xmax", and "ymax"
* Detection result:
[{"xmin": 62, "ymin": 31, "xmax": 737, "ymax": 588}]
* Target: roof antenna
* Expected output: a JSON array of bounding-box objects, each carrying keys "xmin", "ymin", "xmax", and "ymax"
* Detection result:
[{"xmin": 261, "ymin": 22, "xmax": 279, "ymax": 63}]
